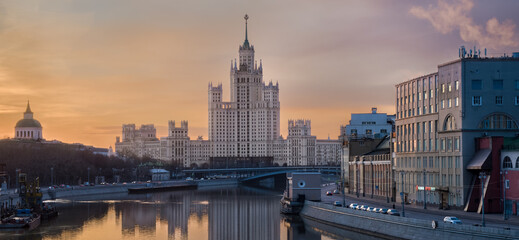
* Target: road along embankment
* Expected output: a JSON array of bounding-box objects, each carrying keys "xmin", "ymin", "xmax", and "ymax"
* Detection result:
[{"xmin": 299, "ymin": 200, "xmax": 518, "ymax": 240}]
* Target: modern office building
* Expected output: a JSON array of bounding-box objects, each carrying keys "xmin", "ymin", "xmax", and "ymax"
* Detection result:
[{"xmin": 394, "ymin": 47, "xmax": 519, "ymax": 209}]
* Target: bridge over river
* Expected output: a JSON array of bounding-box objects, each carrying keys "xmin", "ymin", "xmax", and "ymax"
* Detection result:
[{"xmin": 182, "ymin": 166, "xmax": 340, "ymax": 189}]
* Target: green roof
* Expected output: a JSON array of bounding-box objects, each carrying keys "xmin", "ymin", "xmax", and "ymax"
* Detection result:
[{"xmin": 15, "ymin": 119, "xmax": 42, "ymax": 128}]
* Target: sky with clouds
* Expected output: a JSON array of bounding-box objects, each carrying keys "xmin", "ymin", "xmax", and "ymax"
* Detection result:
[{"xmin": 1, "ymin": 0, "xmax": 518, "ymax": 147}]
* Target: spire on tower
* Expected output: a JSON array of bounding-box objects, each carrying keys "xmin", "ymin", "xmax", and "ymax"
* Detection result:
[
  {"xmin": 25, "ymin": 100, "xmax": 32, "ymax": 113},
  {"xmin": 243, "ymin": 14, "xmax": 250, "ymax": 48}
]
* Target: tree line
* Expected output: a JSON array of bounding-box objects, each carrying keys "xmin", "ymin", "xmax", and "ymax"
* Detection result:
[{"xmin": 0, "ymin": 139, "xmax": 170, "ymax": 188}]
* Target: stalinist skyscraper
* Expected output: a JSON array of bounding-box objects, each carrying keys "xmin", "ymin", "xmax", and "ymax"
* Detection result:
[
  {"xmin": 117, "ymin": 15, "xmax": 342, "ymax": 168},
  {"xmin": 208, "ymin": 15, "xmax": 280, "ymax": 163}
]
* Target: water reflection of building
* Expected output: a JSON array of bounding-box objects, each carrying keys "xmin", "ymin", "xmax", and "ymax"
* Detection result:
[
  {"xmin": 158, "ymin": 193, "xmax": 191, "ymax": 237},
  {"xmin": 114, "ymin": 190, "xmax": 210, "ymax": 238},
  {"xmin": 117, "ymin": 202, "xmax": 157, "ymax": 235},
  {"xmin": 209, "ymin": 189, "xmax": 280, "ymax": 240}
]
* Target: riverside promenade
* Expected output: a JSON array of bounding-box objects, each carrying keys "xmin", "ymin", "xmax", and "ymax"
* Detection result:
[
  {"xmin": 0, "ymin": 178, "xmax": 238, "ymax": 206},
  {"xmin": 320, "ymin": 183, "xmax": 519, "ymax": 231}
]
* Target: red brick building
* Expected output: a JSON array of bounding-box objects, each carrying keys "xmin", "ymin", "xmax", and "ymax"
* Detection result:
[{"xmin": 466, "ymin": 136, "xmax": 519, "ymax": 217}]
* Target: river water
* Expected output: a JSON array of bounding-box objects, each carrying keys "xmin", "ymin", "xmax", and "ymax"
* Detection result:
[{"xmin": 0, "ymin": 186, "xmax": 380, "ymax": 240}]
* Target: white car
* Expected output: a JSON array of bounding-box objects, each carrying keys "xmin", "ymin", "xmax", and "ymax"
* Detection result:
[{"xmin": 443, "ymin": 216, "xmax": 462, "ymax": 224}]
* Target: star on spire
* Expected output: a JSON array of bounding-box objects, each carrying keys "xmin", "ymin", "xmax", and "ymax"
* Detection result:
[{"xmin": 243, "ymin": 14, "xmax": 250, "ymax": 48}]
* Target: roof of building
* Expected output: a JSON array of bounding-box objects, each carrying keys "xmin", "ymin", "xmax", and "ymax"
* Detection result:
[
  {"xmin": 150, "ymin": 169, "xmax": 170, "ymax": 174},
  {"xmin": 15, "ymin": 118, "xmax": 42, "ymax": 128},
  {"xmin": 15, "ymin": 101, "xmax": 41, "ymax": 128}
]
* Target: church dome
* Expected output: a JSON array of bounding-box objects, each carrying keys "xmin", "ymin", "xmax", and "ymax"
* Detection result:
[{"xmin": 15, "ymin": 118, "xmax": 42, "ymax": 128}]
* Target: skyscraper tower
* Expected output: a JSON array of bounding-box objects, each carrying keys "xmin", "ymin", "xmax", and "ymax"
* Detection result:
[{"xmin": 209, "ymin": 15, "xmax": 280, "ymax": 161}]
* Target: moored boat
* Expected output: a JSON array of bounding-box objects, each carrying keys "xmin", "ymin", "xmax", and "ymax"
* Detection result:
[{"xmin": 0, "ymin": 209, "xmax": 41, "ymax": 229}]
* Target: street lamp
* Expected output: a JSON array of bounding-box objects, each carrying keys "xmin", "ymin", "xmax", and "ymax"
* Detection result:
[
  {"xmin": 501, "ymin": 170, "xmax": 508, "ymax": 220},
  {"xmin": 371, "ymin": 161, "xmax": 374, "ymax": 199},
  {"xmin": 386, "ymin": 170, "xmax": 389, "ymax": 203},
  {"xmin": 423, "ymin": 168, "xmax": 427, "ymax": 209},
  {"xmin": 479, "ymin": 172, "xmax": 486, "ymax": 227},
  {"xmin": 356, "ymin": 167, "xmax": 360, "ymax": 198},
  {"xmin": 401, "ymin": 171, "xmax": 405, "ymax": 217}
]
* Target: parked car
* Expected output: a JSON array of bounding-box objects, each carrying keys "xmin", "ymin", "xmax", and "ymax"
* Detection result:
[
  {"xmin": 333, "ymin": 201, "xmax": 342, "ymax": 207},
  {"xmin": 387, "ymin": 209, "xmax": 400, "ymax": 216},
  {"xmin": 326, "ymin": 191, "xmax": 333, "ymax": 196},
  {"xmin": 360, "ymin": 205, "xmax": 369, "ymax": 211},
  {"xmin": 186, "ymin": 177, "xmax": 194, "ymax": 181},
  {"xmin": 443, "ymin": 216, "xmax": 462, "ymax": 224},
  {"xmin": 366, "ymin": 207, "xmax": 375, "ymax": 212},
  {"xmin": 378, "ymin": 208, "xmax": 389, "ymax": 214},
  {"xmin": 349, "ymin": 203, "xmax": 358, "ymax": 209},
  {"xmin": 333, "ymin": 189, "xmax": 340, "ymax": 194}
]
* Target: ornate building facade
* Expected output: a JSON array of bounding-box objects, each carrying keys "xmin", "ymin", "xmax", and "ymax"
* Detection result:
[
  {"xmin": 394, "ymin": 48, "xmax": 519, "ymax": 209},
  {"xmin": 115, "ymin": 16, "xmax": 341, "ymax": 167}
]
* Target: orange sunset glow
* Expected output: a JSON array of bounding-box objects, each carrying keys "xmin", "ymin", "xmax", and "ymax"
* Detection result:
[{"xmin": 1, "ymin": 0, "xmax": 518, "ymax": 148}]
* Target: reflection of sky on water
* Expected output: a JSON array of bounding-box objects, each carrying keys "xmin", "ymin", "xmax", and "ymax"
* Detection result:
[{"xmin": 0, "ymin": 187, "xmax": 352, "ymax": 240}]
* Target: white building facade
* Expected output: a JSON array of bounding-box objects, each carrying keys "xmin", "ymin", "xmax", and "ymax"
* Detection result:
[{"xmin": 15, "ymin": 101, "xmax": 43, "ymax": 140}]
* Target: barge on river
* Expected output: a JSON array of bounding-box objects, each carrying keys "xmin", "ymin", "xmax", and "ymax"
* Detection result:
[
  {"xmin": 128, "ymin": 182, "xmax": 198, "ymax": 194},
  {"xmin": 0, "ymin": 209, "xmax": 40, "ymax": 229}
]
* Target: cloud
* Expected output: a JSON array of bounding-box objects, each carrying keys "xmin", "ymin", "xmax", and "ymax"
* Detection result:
[{"xmin": 410, "ymin": 0, "xmax": 518, "ymax": 49}]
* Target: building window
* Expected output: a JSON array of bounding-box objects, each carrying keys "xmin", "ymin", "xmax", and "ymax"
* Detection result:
[
  {"xmin": 503, "ymin": 156, "xmax": 512, "ymax": 169},
  {"xmin": 454, "ymin": 138, "xmax": 459, "ymax": 151},
  {"xmin": 455, "ymin": 81, "xmax": 459, "ymax": 90},
  {"xmin": 441, "ymin": 100, "xmax": 445, "ymax": 109},
  {"xmin": 478, "ymin": 113, "xmax": 518, "ymax": 129},
  {"xmin": 472, "ymin": 96, "xmax": 482, "ymax": 106},
  {"xmin": 496, "ymin": 96, "xmax": 503, "ymax": 105},
  {"xmin": 448, "ymin": 99, "xmax": 452, "ymax": 108},
  {"xmin": 472, "ymin": 79, "xmax": 482, "ymax": 90},
  {"xmin": 493, "ymin": 79, "xmax": 504, "ymax": 90},
  {"xmin": 515, "ymin": 80, "xmax": 519, "ymax": 89},
  {"xmin": 440, "ymin": 139, "xmax": 445, "ymax": 151},
  {"xmin": 448, "ymin": 84, "xmax": 452, "ymax": 92},
  {"xmin": 515, "ymin": 96, "xmax": 519, "ymax": 105},
  {"xmin": 442, "ymin": 84, "xmax": 445, "ymax": 93},
  {"xmin": 366, "ymin": 129, "xmax": 372, "ymax": 135},
  {"xmin": 443, "ymin": 115, "xmax": 456, "ymax": 131},
  {"xmin": 516, "ymin": 157, "xmax": 519, "ymax": 168}
]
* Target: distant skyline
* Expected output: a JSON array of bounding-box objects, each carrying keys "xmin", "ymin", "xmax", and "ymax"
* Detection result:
[{"xmin": 1, "ymin": 0, "xmax": 519, "ymax": 147}]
